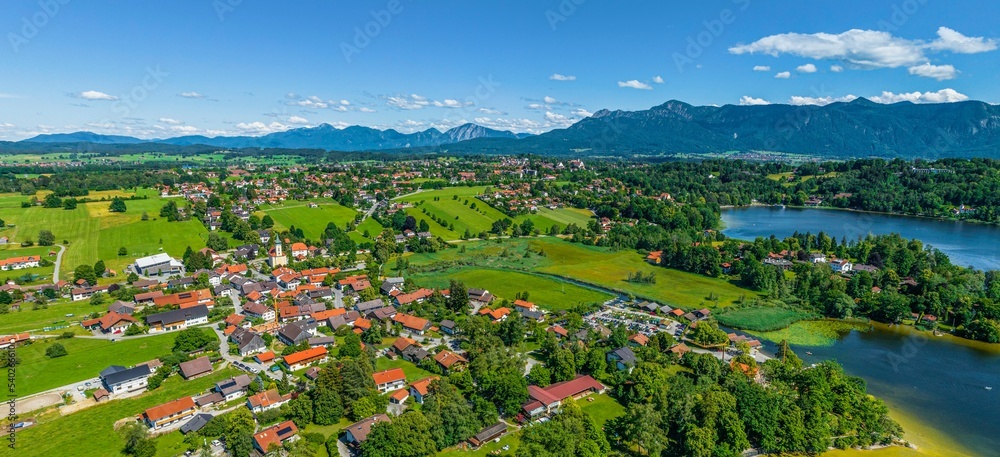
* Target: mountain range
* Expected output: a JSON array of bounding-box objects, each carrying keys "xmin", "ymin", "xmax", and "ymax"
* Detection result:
[
  {"xmin": 24, "ymin": 123, "xmax": 530, "ymax": 151},
  {"xmin": 20, "ymin": 99, "xmax": 1000, "ymax": 158}
]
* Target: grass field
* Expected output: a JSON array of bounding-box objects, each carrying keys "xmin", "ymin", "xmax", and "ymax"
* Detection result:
[
  {"xmin": 13, "ymin": 328, "xmax": 213, "ymax": 397},
  {"xmin": 395, "ymin": 187, "xmax": 596, "ymax": 241},
  {"xmin": 749, "ymin": 320, "xmax": 871, "ymax": 347},
  {"xmin": 10, "ymin": 368, "xmax": 240, "ymax": 457},
  {"xmin": 715, "ymin": 306, "xmax": 817, "ymax": 332},
  {"xmin": 408, "ymin": 268, "xmax": 612, "ymax": 311},
  {"xmin": 259, "ymin": 201, "xmax": 359, "ymax": 240},
  {"xmin": 0, "ymin": 189, "xmax": 209, "ymax": 281},
  {"xmin": 395, "ymin": 237, "xmax": 757, "ymax": 310},
  {"xmin": 578, "ymin": 394, "xmax": 625, "ymax": 426},
  {"xmin": 0, "ymin": 299, "xmax": 99, "ymax": 335}
]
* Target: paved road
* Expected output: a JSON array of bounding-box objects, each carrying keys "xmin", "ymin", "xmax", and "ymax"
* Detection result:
[{"xmin": 51, "ymin": 244, "xmax": 66, "ymax": 283}]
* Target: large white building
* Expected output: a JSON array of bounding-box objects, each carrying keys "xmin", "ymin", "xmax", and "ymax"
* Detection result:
[{"xmin": 134, "ymin": 253, "xmax": 185, "ymax": 276}]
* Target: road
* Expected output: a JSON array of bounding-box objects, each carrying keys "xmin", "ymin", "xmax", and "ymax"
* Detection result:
[
  {"xmin": 209, "ymin": 325, "xmax": 284, "ymax": 381},
  {"xmin": 51, "ymin": 244, "xmax": 66, "ymax": 283}
]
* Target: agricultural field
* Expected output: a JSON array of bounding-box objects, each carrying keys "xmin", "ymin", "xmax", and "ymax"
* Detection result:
[
  {"xmin": 13, "ymin": 368, "xmax": 240, "ymax": 457},
  {"xmin": 395, "ymin": 186, "xmax": 596, "ymax": 241},
  {"xmin": 408, "ymin": 268, "xmax": 612, "ymax": 311},
  {"xmin": 395, "ymin": 237, "xmax": 758, "ymax": 310},
  {"xmin": 258, "ymin": 200, "xmax": 360, "ymax": 239},
  {"xmin": 715, "ymin": 306, "xmax": 818, "ymax": 332},
  {"xmin": 0, "ymin": 298, "xmax": 98, "ymax": 335},
  {"xmin": 11, "ymin": 328, "xmax": 214, "ymax": 397},
  {"xmin": 0, "ymin": 189, "xmax": 209, "ymax": 282}
]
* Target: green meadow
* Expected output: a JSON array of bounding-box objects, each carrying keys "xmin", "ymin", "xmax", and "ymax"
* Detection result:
[
  {"xmin": 0, "ymin": 189, "xmax": 208, "ymax": 281},
  {"xmin": 258, "ymin": 200, "xmax": 363, "ymax": 240},
  {"xmin": 12, "ymin": 328, "xmax": 214, "ymax": 397},
  {"xmin": 395, "ymin": 237, "xmax": 758, "ymax": 310},
  {"xmin": 395, "ymin": 186, "xmax": 596, "ymax": 241},
  {"xmin": 408, "ymin": 267, "xmax": 612, "ymax": 311}
]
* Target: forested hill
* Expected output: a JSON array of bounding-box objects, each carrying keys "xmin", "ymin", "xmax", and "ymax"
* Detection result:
[{"xmin": 448, "ymin": 99, "xmax": 1000, "ymax": 159}]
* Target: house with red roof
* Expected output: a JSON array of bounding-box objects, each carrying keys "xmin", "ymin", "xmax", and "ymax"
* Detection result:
[
  {"xmin": 283, "ymin": 346, "xmax": 328, "ymax": 371},
  {"xmin": 373, "ymin": 368, "xmax": 406, "ymax": 393},
  {"xmin": 247, "ymin": 389, "xmax": 292, "ymax": 413},
  {"xmin": 253, "ymin": 420, "xmax": 299, "ymax": 454},
  {"xmin": 522, "ymin": 375, "xmax": 606, "ymax": 418},
  {"xmin": 143, "ymin": 396, "xmax": 197, "ymax": 429}
]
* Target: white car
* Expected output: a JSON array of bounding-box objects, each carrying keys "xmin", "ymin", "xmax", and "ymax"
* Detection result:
[{"xmin": 211, "ymin": 440, "xmax": 221, "ymax": 447}]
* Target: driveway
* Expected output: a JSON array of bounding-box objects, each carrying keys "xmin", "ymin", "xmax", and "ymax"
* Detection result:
[{"xmin": 51, "ymin": 244, "xmax": 66, "ymax": 283}]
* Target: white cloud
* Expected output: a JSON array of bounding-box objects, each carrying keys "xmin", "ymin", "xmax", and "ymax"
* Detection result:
[
  {"xmin": 618, "ymin": 80, "xmax": 653, "ymax": 90},
  {"xmin": 549, "ymin": 74, "xmax": 577, "ymax": 81},
  {"xmin": 169, "ymin": 125, "xmax": 199, "ymax": 134},
  {"xmin": 868, "ymin": 89, "xmax": 968, "ymax": 104},
  {"xmin": 478, "ymin": 107, "xmax": 505, "ymax": 115},
  {"xmin": 830, "ymin": 65, "xmax": 844, "ymax": 72},
  {"xmin": 543, "ymin": 96, "xmax": 558, "ymax": 104},
  {"xmin": 571, "ymin": 108, "xmax": 593, "ymax": 117},
  {"xmin": 544, "ymin": 111, "xmax": 570, "ymax": 124},
  {"xmin": 285, "ymin": 92, "xmax": 299, "ymax": 100},
  {"xmin": 789, "ymin": 94, "xmax": 858, "ymax": 106},
  {"xmin": 729, "ymin": 27, "xmax": 997, "ymax": 76},
  {"xmin": 234, "ymin": 121, "xmax": 291, "ymax": 135},
  {"xmin": 739, "ymin": 96, "xmax": 771, "ymax": 106},
  {"xmin": 288, "ymin": 116, "xmax": 310, "ymax": 124},
  {"xmin": 292, "ymin": 96, "xmax": 330, "ymax": 109},
  {"xmin": 158, "ymin": 118, "xmax": 183, "ymax": 125},
  {"xmin": 339, "ymin": 100, "xmax": 351, "ymax": 106},
  {"xmin": 927, "ymin": 27, "xmax": 998, "ymax": 53},
  {"xmin": 432, "ymin": 99, "xmax": 467, "ymax": 108},
  {"xmin": 652, "ymin": 75, "xmax": 665, "ymax": 84},
  {"xmin": 178, "ymin": 92, "xmax": 205, "ymax": 99},
  {"xmin": 752, "ymin": 65, "xmax": 771, "ymax": 72},
  {"xmin": 775, "ymin": 71, "xmax": 791, "ymax": 79},
  {"xmin": 358, "ymin": 107, "xmax": 376, "ymax": 113},
  {"xmin": 908, "ymin": 63, "xmax": 958, "ymax": 80},
  {"xmin": 797, "ymin": 63, "xmax": 818, "ymax": 73},
  {"xmin": 79, "ymin": 90, "xmax": 118, "ymax": 101},
  {"xmin": 525, "ymin": 103, "xmax": 547, "ymax": 110}
]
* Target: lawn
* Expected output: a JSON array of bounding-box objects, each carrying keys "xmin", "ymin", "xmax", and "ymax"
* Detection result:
[
  {"xmin": 374, "ymin": 357, "xmax": 437, "ymax": 382},
  {"xmin": 715, "ymin": 306, "xmax": 817, "ymax": 332},
  {"xmin": 0, "ymin": 298, "xmax": 100, "ymax": 335},
  {"xmin": 259, "ymin": 201, "xmax": 360, "ymax": 240},
  {"xmin": 408, "ymin": 268, "xmax": 612, "ymax": 311},
  {"xmin": 403, "ymin": 197, "xmax": 507, "ymax": 240},
  {"xmin": 13, "ymin": 328, "xmax": 214, "ymax": 397},
  {"xmin": 12, "ymin": 368, "xmax": 240, "ymax": 457},
  {"xmin": 578, "ymin": 393, "xmax": 625, "ymax": 426}
]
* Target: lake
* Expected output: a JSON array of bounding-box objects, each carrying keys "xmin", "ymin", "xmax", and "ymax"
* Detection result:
[
  {"xmin": 720, "ymin": 206, "xmax": 1000, "ymax": 271},
  {"xmin": 757, "ymin": 325, "xmax": 1000, "ymax": 457}
]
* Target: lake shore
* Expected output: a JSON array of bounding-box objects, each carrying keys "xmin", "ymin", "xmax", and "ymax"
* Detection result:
[{"xmin": 721, "ymin": 203, "xmax": 995, "ymax": 227}]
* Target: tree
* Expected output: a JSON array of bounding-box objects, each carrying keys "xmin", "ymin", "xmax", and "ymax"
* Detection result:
[
  {"xmin": 517, "ymin": 398, "xmax": 609, "ymax": 457},
  {"xmin": 109, "ymin": 197, "xmax": 128, "ymax": 213},
  {"xmin": 43, "ymin": 193, "xmax": 62, "ymax": 208},
  {"xmin": 94, "ymin": 260, "xmax": 106, "ymax": 277},
  {"xmin": 74, "ymin": 265, "xmax": 98, "ymax": 286},
  {"xmin": 45, "ymin": 343, "xmax": 67, "ymax": 358},
  {"xmin": 339, "ymin": 332, "xmax": 363, "ymax": 358},
  {"xmin": 38, "ymin": 230, "xmax": 55, "ymax": 246},
  {"xmin": 223, "ymin": 408, "xmax": 256, "ymax": 457},
  {"xmin": 261, "ymin": 214, "xmax": 275, "ymax": 229},
  {"xmin": 421, "ymin": 380, "xmax": 480, "ymax": 449},
  {"xmin": 118, "ymin": 246, "xmax": 128, "ymax": 256},
  {"xmin": 63, "ymin": 199, "xmax": 78, "ymax": 210},
  {"xmin": 206, "ymin": 232, "xmax": 229, "ymax": 251},
  {"xmin": 160, "ymin": 201, "xmax": 180, "ymax": 221},
  {"xmin": 173, "ymin": 328, "xmax": 217, "ymax": 353},
  {"xmin": 119, "ymin": 421, "xmax": 157, "ymax": 457},
  {"xmin": 526, "ymin": 364, "xmax": 552, "ymax": 387},
  {"xmin": 446, "ymin": 280, "xmax": 469, "ymax": 313},
  {"xmin": 360, "ymin": 411, "xmax": 437, "ymax": 457}
]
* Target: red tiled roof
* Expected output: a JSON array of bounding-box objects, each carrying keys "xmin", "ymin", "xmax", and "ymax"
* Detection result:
[
  {"xmin": 372, "ymin": 368, "xmax": 405, "ymax": 385},
  {"xmin": 434, "ymin": 350, "xmax": 467, "ymax": 368},
  {"xmin": 283, "ymin": 346, "xmax": 328, "ymax": 366},
  {"xmin": 409, "ymin": 376, "xmax": 439, "ymax": 396},
  {"xmin": 143, "ymin": 396, "xmax": 195, "ymax": 422},
  {"xmin": 392, "ymin": 313, "xmax": 429, "ymax": 331},
  {"xmin": 253, "ymin": 420, "xmax": 298, "ymax": 452}
]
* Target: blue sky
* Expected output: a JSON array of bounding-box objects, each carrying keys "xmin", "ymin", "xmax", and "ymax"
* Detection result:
[{"xmin": 1, "ymin": 0, "xmax": 998, "ymax": 140}]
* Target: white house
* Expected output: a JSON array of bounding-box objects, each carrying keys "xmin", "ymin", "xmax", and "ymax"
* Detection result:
[{"xmin": 134, "ymin": 253, "xmax": 185, "ymax": 276}]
